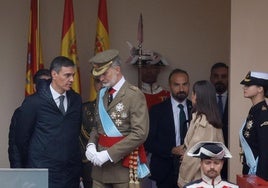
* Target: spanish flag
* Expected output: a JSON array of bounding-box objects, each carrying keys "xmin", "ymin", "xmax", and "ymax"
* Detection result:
[
  {"xmin": 88, "ymin": 0, "xmax": 110, "ymax": 101},
  {"xmin": 61, "ymin": 0, "xmax": 81, "ymax": 93},
  {"xmin": 25, "ymin": 0, "xmax": 43, "ymax": 96}
]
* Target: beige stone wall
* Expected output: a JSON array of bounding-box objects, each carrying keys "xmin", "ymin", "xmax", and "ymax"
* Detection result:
[{"xmin": 229, "ymin": 0, "xmax": 268, "ymax": 182}]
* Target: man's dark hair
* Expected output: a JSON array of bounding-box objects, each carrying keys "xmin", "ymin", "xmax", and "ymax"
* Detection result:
[
  {"xmin": 49, "ymin": 56, "xmax": 75, "ymax": 73},
  {"xmin": 210, "ymin": 62, "xmax": 229, "ymax": 73},
  {"xmin": 33, "ymin": 69, "xmax": 51, "ymax": 84},
  {"xmin": 168, "ymin": 68, "xmax": 189, "ymax": 83}
]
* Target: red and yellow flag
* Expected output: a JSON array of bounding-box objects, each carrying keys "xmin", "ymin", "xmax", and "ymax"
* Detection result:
[
  {"xmin": 25, "ymin": 0, "xmax": 44, "ymax": 96},
  {"xmin": 89, "ymin": 0, "xmax": 110, "ymax": 101},
  {"xmin": 61, "ymin": 0, "xmax": 81, "ymax": 93}
]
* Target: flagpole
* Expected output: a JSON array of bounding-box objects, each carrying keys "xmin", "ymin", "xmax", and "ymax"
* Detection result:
[
  {"xmin": 138, "ymin": 43, "xmax": 142, "ymax": 89},
  {"xmin": 137, "ymin": 13, "xmax": 143, "ymax": 89}
]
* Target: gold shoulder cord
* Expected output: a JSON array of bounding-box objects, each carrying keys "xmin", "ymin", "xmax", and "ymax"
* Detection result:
[{"xmin": 129, "ymin": 148, "xmax": 140, "ymax": 188}]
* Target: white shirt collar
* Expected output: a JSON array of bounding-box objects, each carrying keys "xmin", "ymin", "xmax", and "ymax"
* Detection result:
[
  {"xmin": 112, "ymin": 76, "xmax": 125, "ymax": 92},
  {"xmin": 217, "ymin": 90, "xmax": 227, "ymax": 97},
  {"xmin": 50, "ymin": 84, "xmax": 66, "ymax": 100},
  {"xmin": 171, "ymin": 95, "xmax": 187, "ymax": 107}
]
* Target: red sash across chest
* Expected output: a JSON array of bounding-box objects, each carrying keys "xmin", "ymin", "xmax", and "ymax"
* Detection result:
[{"xmin": 98, "ymin": 134, "xmax": 147, "ymax": 167}]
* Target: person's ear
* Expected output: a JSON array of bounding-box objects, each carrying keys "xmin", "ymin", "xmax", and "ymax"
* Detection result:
[
  {"xmin": 51, "ymin": 70, "xmax": 57, "ymax": 79},
  {"xmin": 33, "ymin": 84, "xmax": 37, "ymax": 93}
]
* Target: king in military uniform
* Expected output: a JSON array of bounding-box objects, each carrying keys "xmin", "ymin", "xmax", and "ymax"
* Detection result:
[{"xmin": 85, "ymin": 49, "xmax": 150, "ymax": 188}]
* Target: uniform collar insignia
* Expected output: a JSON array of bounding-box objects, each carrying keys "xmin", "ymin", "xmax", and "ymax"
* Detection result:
[
  {"xmin": 262, "ymin": 105, "xmax": 267, "ymax": 111},
  {"xmin": 260, "ymin": 121, "xmax": 268, "ymax": 127}
]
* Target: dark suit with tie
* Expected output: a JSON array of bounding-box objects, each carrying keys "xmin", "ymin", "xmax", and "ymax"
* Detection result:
[
  {"xmin": 145, "ymin": 98, "xmax": 192, "ymax": 188},
  {"xmin": 222, "ymin": 96, "xmax": 228, "ymax": 147},
  {"xmin": 15, "ymin": 84, "xmax": 82, "ymax": 188},
  {"xmin": 221, "ymin": 96, "xmax": 228, "ymax": 180}
]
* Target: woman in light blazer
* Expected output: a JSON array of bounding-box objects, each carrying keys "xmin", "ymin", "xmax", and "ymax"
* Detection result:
[{"xmin": 178, "ymin": 80, "xmax": 224, "ymax": 188}]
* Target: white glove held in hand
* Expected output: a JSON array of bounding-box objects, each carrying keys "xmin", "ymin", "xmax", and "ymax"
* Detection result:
[
  {"xmin": 92, "ymin": 150, "xmax": 110, "ymax": 167},
  {"xmin": 85, "ymin": 143, "xmax": 97, "ymax": 162}
]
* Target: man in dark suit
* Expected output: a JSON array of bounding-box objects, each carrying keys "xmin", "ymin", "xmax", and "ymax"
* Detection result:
[
  {"xmin": 210, "ymin": 62, "xmax": 229, "ymax": 179},
  {"xmin": 8, "ymin": 69, "xmax": 51, "ymax": 168},
  {"xmin": 15, "ymin": 56, "xmax": 82, "ymax": 188},
  {"xmin": 145, "ymin": 68, "xmax": 192, "ymax": 188}
]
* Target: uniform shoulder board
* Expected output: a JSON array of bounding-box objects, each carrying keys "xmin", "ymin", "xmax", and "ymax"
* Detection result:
[
  {"xmin": 262, "ymin": 105, "xmax": 267, "ymax": 111},
  {"xmin": 260, "ymin": 121, "xmax": 268, "ymax": 127},
  {"xmin": 130, "ymin": 85, "xmax": 139, "ymax": 91}
]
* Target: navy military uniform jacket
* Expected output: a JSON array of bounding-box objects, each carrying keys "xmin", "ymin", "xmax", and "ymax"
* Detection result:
[
  {"xmin": 80, "ymin": 100, "xmax": 97, "ymax": 162},
  {"xmin": 241, "ymin": 100, "xmax": 268, "ymax": 181},
  {"xmin": 79, "ymin": 100, "xmax": 96, "ymax": 187},
  {"xmin": 15, "ymin": 84, "xmax": 82, "ymax": 188}
]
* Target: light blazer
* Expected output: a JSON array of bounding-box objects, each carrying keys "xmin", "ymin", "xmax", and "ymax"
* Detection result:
[
  {"xmin": 178, "ymin": 112, "xmax": 224, "ymax": 187},
  {"xmin": 88, "ymin": 81, "xmax": 149, "ymax": 183}
]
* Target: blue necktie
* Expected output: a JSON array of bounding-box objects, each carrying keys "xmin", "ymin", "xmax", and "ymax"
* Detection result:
[
  {"xmin": 218, "ymin": 95, "xmax": 223, "ymax": 118},
  {"xmin": 178, "ymin": 104, "xmax": 187, "ymax": 144}
]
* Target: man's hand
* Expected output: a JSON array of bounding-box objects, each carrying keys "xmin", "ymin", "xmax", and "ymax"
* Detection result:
[
  {"xmin": 171, "ymin": 145, "xmax": 186, "ymax": 156},
  {"xmin": 85, "ymin": 143, "xmax": 97, "ymax": 161},
  {"xmin": 92, "ymin": 150, "xmax": 110, "ymax": 166}
]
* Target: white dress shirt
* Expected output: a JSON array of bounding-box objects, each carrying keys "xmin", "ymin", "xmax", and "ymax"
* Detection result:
[
  {"xmin": 50, "ymin": 84, "xmax": 67, "ymax": 112},
  {"xmin": 171, "ymin": 96, "xmax": 189, "ymax": 146}
]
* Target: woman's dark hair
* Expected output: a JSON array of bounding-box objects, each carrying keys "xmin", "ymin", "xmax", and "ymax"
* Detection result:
[{"xmin": 192, "ymin": 80, "xmax": 222, "ymax": 128}]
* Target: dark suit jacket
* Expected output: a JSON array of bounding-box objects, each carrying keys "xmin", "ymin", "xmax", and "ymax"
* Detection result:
[
  {"xmin": 221, "ymin": 96, "xmax": 228, "ymax": 180},
  {"xmin": 144, "ymin": 98, "xmax": 192, "ymax": 182},
  {"xmin": 8, "ymin": 107, "xmax": 24, "ymax": 168},
  {"xmin": 15, "ymin": 84, "xmax": 82, "ymax": 188},
  {"xmin": 222, "ymin": 97, "xmax": 228, "ymax": 146}
]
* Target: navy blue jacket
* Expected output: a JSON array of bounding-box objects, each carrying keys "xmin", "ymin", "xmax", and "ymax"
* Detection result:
[
  {"xmin": 8, "ymin": 107, "xmax": 25, "ymax": 168},
  {"xmin": 15, "ymin": 84, "xmax": 82, "ymax": 188}
]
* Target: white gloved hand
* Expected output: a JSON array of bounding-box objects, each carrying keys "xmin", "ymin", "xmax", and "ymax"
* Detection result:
[
  {"xmin": 92, "ymin": 150, "xmax": 110, "ymax": 167},
  {"xmin": 85, "ymin": 143, "xmax": 97, "ymax": 162}
]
